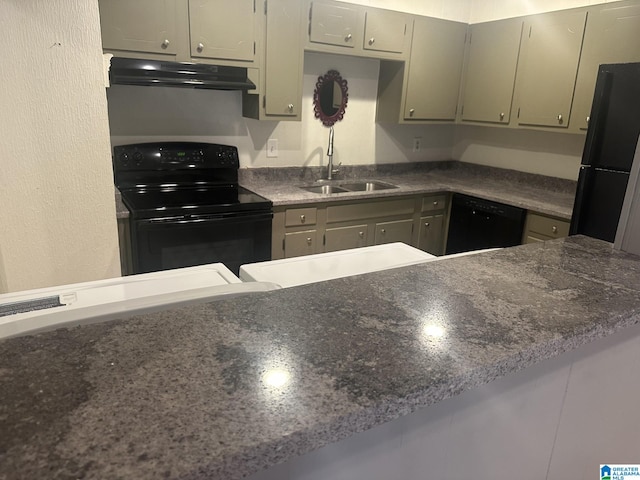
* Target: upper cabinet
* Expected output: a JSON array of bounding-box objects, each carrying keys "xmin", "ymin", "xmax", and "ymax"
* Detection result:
[
  {"xmin": 514, "ymin": 9, "xmax": 587, "ymax": 129},
  {"xmin": 460, "ymin": 18, "xmax": 524, "ymax": 125},
  {"xmin": 571, "ymin": 0, "xmax": 640, "ymax": 132},
  {"xmin": 99, "ymin": 0, "xmax": 185, "ymax": 60},
  {"xmin": 188, "ymin": 0, "xmax": 257, "ymax": 63},
  {"xmin": 376, "ymin": 16, "xmax": 467, "ymax": 123},
  {"xmin": 243, "ymin": 0, "xmax": 305, "ymax": 120},
  {"xmin": 99, "ymin": 0, "xmax": 258, "ymax": 66},
  {"xmin": 306, "ymin": 0, "xmax": 412, "ymax": 60}
]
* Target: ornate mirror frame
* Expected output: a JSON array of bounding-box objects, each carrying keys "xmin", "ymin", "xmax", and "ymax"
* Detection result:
[{"xmin": 313, "ymin": 70, "xmax": 348, "ymax": 127}]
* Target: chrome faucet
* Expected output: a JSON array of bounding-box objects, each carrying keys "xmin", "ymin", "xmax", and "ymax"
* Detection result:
[{"xmin": 326, "ymin": 126, "xmax": 340, "ymax": 180}]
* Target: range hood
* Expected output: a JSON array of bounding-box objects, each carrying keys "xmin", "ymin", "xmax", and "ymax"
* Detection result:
[{"xmin": 109, "ymin": 57, "xmax": 256, "ymax": 91}]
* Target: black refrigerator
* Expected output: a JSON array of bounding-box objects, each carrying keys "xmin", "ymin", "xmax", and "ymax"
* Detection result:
[{"xmin": 570, "ymin": 62, "xmax": 640, "ymax": 242}]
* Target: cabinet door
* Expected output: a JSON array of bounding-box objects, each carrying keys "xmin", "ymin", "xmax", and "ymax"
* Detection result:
[
  {"xmin": 264, "ymin": 0, "xmax": 303, "ymax": 117},
  {"xmin": 461, "ymin": 18, "xmax": 523, "ymax": 124},
  {"xmin": 516, "ymin": 10, "xmax": 587, "ymax": 128},
  {"xmin": 418, "ymin": 214, "xmax": 444, "ymax": 255},
  {"xmin": 99, "ymin": 0, "xmax": 179, "ymax": 55},
  {"xmin": 572, "ymin": 2, "xmax": 640, "ymax": 132},
  {"xmin": 285, "ymin": 230, "xmax": 318, "ymax": 258},
  {"xmin": 363, "ymin": 9, "xmax": 409, "ymax": 54},
  {"xmin": 404, "ymin": 17, "xmax": 467, "ymax": 121},
  {"xmin": 189, "ymin": 0, "xmax": 255, "ymax": 62},
  {"xmin": 374, "ymin": 219, "xmax": 413, "ymax": 245},
  {"xmin": 324, "ymin": 225, "xmax": 368, "ymax": 253},
  {"xmin": 309, "ymin": 2, "xmax": 359, "ymax": 49}
]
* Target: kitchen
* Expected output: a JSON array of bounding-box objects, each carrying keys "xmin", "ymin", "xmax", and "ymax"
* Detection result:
[{"xmin": 2, "ymin": 0, "xmax": 640, "ymax": 479}]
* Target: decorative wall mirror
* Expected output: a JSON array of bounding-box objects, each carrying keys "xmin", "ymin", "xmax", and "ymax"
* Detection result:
[{"xmin": 313, "ymin": 70, "xmax": 348, "ymax": 127}]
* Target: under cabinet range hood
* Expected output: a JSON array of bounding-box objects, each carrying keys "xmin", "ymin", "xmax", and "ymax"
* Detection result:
[{"xmin": 108, "ymin": 57, "xmax": 256, "ymax": 90}]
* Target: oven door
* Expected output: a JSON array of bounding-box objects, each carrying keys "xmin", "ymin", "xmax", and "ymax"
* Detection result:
[{"xmin": 131, "ymin": 212, "xmax": 272, "ymax": 275}]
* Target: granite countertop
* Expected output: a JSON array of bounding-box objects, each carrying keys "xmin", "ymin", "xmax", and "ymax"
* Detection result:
[
  {"xmin": 2, "ymin": 236, "xmax": 640, "ymax": 479},
  {"xmin": 240, "ymin": 162, "xmax": 576, "ymax": 219},
  {"xmin": 114, "ymin": 162, "xmax": 577, "ymax": 220}
]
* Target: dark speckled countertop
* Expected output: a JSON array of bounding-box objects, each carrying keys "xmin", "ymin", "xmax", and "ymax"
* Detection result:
[
  {"xmin": 2, "ymin": 236, "xmax": 640, "ymax": 479},
  {"xmin": 114, "ymin": 162, "xmax": 577, "ymax": 220}
]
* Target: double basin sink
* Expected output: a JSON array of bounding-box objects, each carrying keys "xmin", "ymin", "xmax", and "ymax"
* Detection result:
[{"xmin": 300, "ymin": 180, "xmax": 397, "ymax": 195}]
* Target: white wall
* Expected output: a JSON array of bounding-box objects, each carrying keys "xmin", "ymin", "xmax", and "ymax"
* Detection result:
[
  {"xmin": 0, "ymin": 0, "xmax": 120, "ymax": 293},
  {"xmin": 469, "ymin": 0, "xmax": 623, "ymax": 23},
  {"xmin": 109, "ymin": 52, "xmax": 455, "ymax": 169}
]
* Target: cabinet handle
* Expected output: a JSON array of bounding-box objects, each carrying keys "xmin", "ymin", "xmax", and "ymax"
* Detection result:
[
  {"xmin": 433, "ymin": 201, "xmax": 438, "ymax": 206},
  {"xmin": 288, "ymin": 104, "xmax": 294, "ymax": 112},
  {"xmin": 300, "ymin": 214, "xmax": 305, "ymax": 223},
  {"xmin": 586, "ymin": 116, "xmax": 590, "ymax": 126},
  {"xmin": 306, "ymin": 237, "xmax": 312, "ymax": 245},
  {"xmin": 197, "ymin": 42, "xmax": 204, "ymax": 52},
  {"xmin": 500, "ymin": 112, "xmax": 505, "ymax": 121},
  {"xmin": 557, "ymin": 114, "xmax": 563, "ymax": 123},
  {"xmin": 358, "ymin": 231, "xmax": 364, "ymax": 238},
  {"xmin": 345, "ymin": 33, "xmax": 352, "ymax": 42},
  {"xmin": 381, "ymin": 228, "xmax": 386, "ymax": 234},
  {"xmin": 425, "ymin": 222, "xmax": 430, "ymax": 227},
  {"xmin": 552, "ymin": 226, "xmax": 558, "ymax": 234},
  {"xmin": 409, "ymin": 108, "xmax": 415, "ymax": 117},
  {"xmin": 161, "ymin": 39, "xmax": 170, "ymax": 49},
  {"xmin": 368, "ymin": 37, "xmax": 375, "ymax": 45}
]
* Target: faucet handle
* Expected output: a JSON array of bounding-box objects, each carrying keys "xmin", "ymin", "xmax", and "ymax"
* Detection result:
[{"xmin": 331, "ymin": 162, "xmax": 342, "ymax": 175}]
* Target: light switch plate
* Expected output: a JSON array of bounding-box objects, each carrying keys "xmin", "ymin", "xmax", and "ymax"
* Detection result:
[{"xmin": 267, "ymin": 139, "xmax": 278, "ymax": 158}]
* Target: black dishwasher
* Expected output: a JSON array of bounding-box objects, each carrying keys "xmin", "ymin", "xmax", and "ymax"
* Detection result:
[{"xmin": 445, "ymin": 194, "xmax": 526, "ymax": 254}]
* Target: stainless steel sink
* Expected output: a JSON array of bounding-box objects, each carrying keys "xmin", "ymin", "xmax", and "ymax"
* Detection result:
[
  {"xmin": 339, "ymin": 181, "xmax": 398, "ymax": 192},
  {"xmin": 300, "ymin": 185, "xmax": 349, "ymax": 194}
]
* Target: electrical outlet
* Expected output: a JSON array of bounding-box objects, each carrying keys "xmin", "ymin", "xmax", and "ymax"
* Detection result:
[
  {"xmin": 267, "ymin": 138, "xmax": 278, "ymax": 158},
  {"xmin": 412, "ymin": 137, "xmax": 421, "ymax": 153}
]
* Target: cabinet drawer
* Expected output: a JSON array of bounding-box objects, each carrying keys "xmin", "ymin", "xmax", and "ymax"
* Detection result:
[
  {"xmin": 325, "ymin": 224, "xmax": 368, "ymax": 252},
  {"xmin": 374, "ymin": 219, "xmax": 413, "ymax": 245},
  {"xmin": 526, "ymin": 213, "xmax": 570, "ymax": 239},
  {"xmin": 422, "ymin": 195, "xmax": 447, "ymax": 212},
  {"xmin": 327, "ymin": 198, "xmax": 414, "ymax": 223},
  {"xmin": 285, "ymin": 207, "xmax": 317, "ymax": 227}
]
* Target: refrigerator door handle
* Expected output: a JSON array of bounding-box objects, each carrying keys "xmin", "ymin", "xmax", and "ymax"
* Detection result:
[
  {"xmin": 569, "ymin": 165, "xmax": 591, "ymax": 235},
  {"xmin": 581, "ymin": 70, "xmax": 613, "ymax": 166}
]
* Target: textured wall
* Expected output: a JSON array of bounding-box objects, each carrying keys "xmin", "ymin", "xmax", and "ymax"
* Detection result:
[{"xmin": 0, "ymin": 0, "xmax": 120, "ymax": 293}]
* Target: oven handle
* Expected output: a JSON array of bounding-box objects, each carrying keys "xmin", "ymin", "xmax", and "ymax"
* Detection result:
[{"xmin": 141, "ymin": 211, "xmax": 273, "ymax": 225}]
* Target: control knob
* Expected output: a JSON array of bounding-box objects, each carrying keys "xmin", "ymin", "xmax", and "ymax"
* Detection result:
[{"xmin": 133, "ymin": 151, "xmax": 143, "ymax": 166}]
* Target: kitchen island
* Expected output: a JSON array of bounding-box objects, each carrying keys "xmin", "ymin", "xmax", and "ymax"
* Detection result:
[{"xmin": 2, "ymin": 236, "xmax": 640, "ymax": 479}]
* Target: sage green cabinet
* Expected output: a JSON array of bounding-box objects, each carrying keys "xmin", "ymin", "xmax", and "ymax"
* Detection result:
[
  {"xmin": 243, "ymin": 0, "xmax": 304, "ymax": 120},
  {"xmin": 404, "ymin": 17, "xmax": 467, "ymax": 121},
  {"xmin": 571, "ymin": 1, "xmax": 640, "ymax": 132},
  {"xmin": 285, "ymin": 230, "xmax": 318, "ymax": 258},
  {"xmin": 460, "ymin": 18, "xmax": 524, "ymax": 125},
  {"xmin": 324, "ymin": 224, "xmax": 368, "ymax": 252},
  {"xmin": 189, "ymin": 0, "xmax": 257, "ymax": 63},
  {"xmin": 374, "ymin": 219, "xmax": 413, "ymax": 245},
  {"xmin": 117, "ymin": 217, "xmax": 133, "ymax": 275},
  {"xmin": 99, "ymin": 0, "xmax": 186, "ymax": 60},
  {"xmin": 515, "ymin": 9, "xmax": 587, "ymax": 129},
  {"xmin": 363, "ymin": 9, "xmax": 410, "ymax": 54},
  {"xmin": 418, "ymin": 214, "xmax": 445, "ymax": 255},
  {"xmin": 309, "ymin": 2, "xmax": 359, "ymax": 49},
  {"xmin": 523, "ymin": 212, "xmax": 570, "ymax": 244}
]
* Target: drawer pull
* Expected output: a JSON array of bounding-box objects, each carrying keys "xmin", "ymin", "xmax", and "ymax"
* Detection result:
[
  {"xmin": 197, "ymin": 42, "xmax": 204, "ymax": 52},
  {"xmin": 306, "ymin": 237, "xmax": 312, "ymax": 245},
  {"xmin": 381, "ymin": 228, "xmax": 386, "ymax": 234},
  {"xmin": 300, "ymin": 214, "xmax": 306, "ymax": 223},
  {"xmin": 425, "ymin": 222, "xmax": 430, "ymax": 227},
  {"xmin": 552, "ymin": 226, "xmax": 558, "ymax": 234},
  {"xmin": 345, "ymin": 33, "xmax": 352, "ymax": 42},
  {"xmin": 433, "ymin": 201, "xmax": 438, "ymax": 206},
  {"xmin": 359, "ymin": 231, "xmax": 364, "ymax": 238}
]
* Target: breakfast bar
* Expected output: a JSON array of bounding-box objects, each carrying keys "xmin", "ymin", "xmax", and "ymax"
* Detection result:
[{"xmin": 2, "ymin": 235, "xmax": 640, "ymax": 479}]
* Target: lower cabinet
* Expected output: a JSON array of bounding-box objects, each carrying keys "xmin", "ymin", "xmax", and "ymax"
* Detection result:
[
  {"xmin": 272, "ymin": 193, "xmax": 449, "ymax": 260},
  {"xmin": 374, "ymin": 219, "xmax": 413, "ymax": 245},
  {"xmin": 117, "ymin": 217, "xmax": 133, "ymax": 275},
  {"xmin": 418, "ymin": 214, "xmax": 445, "ymax": 255},
  {"xmin": 522, "ymin": 212, "xmax": 570, "ymax": 244},
  {"xmin": 284, "ymin": 230, "xmax": 318, "ymax": 258}
]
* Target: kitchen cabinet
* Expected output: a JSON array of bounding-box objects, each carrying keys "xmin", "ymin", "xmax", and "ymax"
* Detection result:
[
  {"xmin": 189, "ymin": 0, "xmax": 257, "ymax": 63},
  {"xmin": 514, "ymin": 9, "xmax": 587, "ymax": 129},
  {"xmin": 460, "ymin": 18, "xmax": 524, "ymax": 125},
  {"xmin": 324, "ymin": 224, "xmax": 368, "ymax": 252},
  {"xmin": 117, "ymin": 217, "xmax": 133, "ymax": 275},
  {"xmin": 98, "ymin": 0, "xmax": 188, "ymax": 60},
  {"xmin": 374, "ymin": 219, "xmax": 413, "ymax": 245},
  {"xmin": 418, "ymin": 193, "xmax": 448, "ymax": 255},
  {"xmin": 243, "ymin": 0, "xmax": 304, "ymax": 120},
  {"xmin": 570, "ymin": 0, "xmax": 640, "ymax": 132},
  {"xmin": 376, "ymin": 16, "xmax": 467, "ymax": 123},
  {"xmin": 285, "ymin": 230, "xmax": 318, "ymax": 257},
  {"xmin": 522, "ymin": 212, "xmax": 570, "ymax": 244},
  {"xmin": 306, "ymin": 0, "xmax": 411, "ymax": 60}
]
